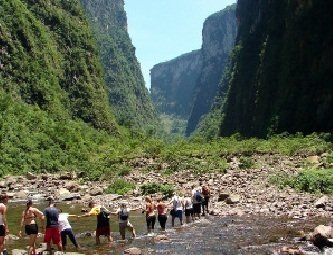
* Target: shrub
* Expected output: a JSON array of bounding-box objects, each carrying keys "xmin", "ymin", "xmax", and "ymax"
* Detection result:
[
  {"xmin": 270, "ymin": 169, "xmax": 333, "ymax": 194},
  {"xmin": 141, "ymin": 182, "xmax": 175, "ymax": 197},
  {"xmin": 105, "ymin": 179, "xmax": 135, "ymax": 195}
]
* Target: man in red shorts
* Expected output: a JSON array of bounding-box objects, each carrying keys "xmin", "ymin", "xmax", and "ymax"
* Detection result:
[
  {"xmin": 43, "ymin": 197, "xmax": 62, "ymax": 254},
  {"xmin": 80, "ymin": 201, "xmax": 112, "ymax": 245}
]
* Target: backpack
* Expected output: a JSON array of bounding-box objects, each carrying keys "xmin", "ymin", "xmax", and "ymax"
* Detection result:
[
  {"xmin": 97, "ymin": 208, "xmax": 110, "ymax": 227},
  {"xmin": 195, "ymin": 193, "xmax": 203, "ymax": 203},
  {"xmin": 202, "ymin": 187, "xmax": 209, "ymax": 196},
  {"xmin": 119, "ymin": 209, "xmax": 129, "ymax": 221}
]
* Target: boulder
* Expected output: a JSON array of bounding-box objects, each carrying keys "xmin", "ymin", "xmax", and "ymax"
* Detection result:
[
  {"xmin": 306, "ymin": 155, "xmax": 320, "ymax": 164},
  {"xmin": 124, "ymin": 247, "xmax": 143, "ymax": 255},
  {"xmin": 311, "ymin": 225, "xmax": 333, "ymax": 249},
  {"xmin": 218, "ymin": 193, "xmax": 230, "ymax": 202},
  {"xmin": 154, "ymin": 234, "xmax": 169, "ymax": 241},
  {"xmin": 226, "ymin": 194, "xmax": 240, "ymax": 204},
  {"xmin": 26, "ymin": 171, "xmax": 35, "ymax": 180},
  {"xmin": 278, "ymin": 246, "xmax": 304, "ymax": 255},
  {"xmin": 65, "ymin": 181, "xmax": 80, "ymax": 192},
  {"xmin": 59, "ymin": 171, "xmax": 72, "ymax": 180},
  {"xmin": 56, "ymin": 188, "xmax": 70, "ymax": 196},
  {"xmin": 0, "ymin": 181, "xmax": 6, "ymax": 188},
  {"xmin": 315, "ymin": 195, "xmax": 329, "ymax": 209},
  {"xmin": 88, "ymin": 187, "xmax": 103, "ymax": 196}
]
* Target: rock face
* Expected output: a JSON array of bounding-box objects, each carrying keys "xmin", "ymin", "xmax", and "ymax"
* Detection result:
[
  {"xmin": 151, "ymin": 50, "xmax": 202, "ymax": 118},
  {"xmin": 149, "ymin": 4, "xmax": 237, "ymax": 135},
  {"xmin": 80, "ymin": 0, "xmax": 157, "ymax": 128},
  {"xmin": 186, "ymin": 4, "xmax": 238, "ymax": 136},
  {"xmin": 219, "ymin": 0, "xmax": 333, "ymax": 137}
]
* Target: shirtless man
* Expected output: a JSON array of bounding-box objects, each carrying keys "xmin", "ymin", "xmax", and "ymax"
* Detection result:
[
  {"xmin": 0, "ymin": 194, "xmax": 9, "ymax": 255},
  {"xmin": 19, "ymin": 200, "xmax": 44, "ymax": 255}
]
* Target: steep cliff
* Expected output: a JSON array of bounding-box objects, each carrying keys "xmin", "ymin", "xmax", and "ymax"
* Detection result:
[
  {"xmin": 151, "ymin": 50, "xmax": 202, "ymax": 118},
  {"xmin": 185, "ymin": 4, "xmax": 238, "ymax": 136},
  {"xmin": 0, "ymin": 0, "xmax": 117, "ymax": 132},
  {"xmin": 80, "ymin": 0, "xmax": 157, "ymax": 128},
  {"xmin": 220, "ymin": 0, "xmax": 333, "ymax": 137}
]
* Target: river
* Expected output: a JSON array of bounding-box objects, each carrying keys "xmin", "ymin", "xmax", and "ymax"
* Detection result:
[{"xmin": 5, "ymin": 202, "xmax": 331, "ymax": 254}]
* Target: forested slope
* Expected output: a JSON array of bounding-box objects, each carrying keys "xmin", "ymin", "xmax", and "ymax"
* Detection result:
[
  {"xmin": 0, "ymin": 0, "xmax": 117, "ymax": 132},
  {"xmin": 219, "ymin": 0, "xmax": 333, "ymax": 138},
  {"xmin": 80, "ymin": 0, "xmax": 157, "ymax": 129},
  {"xmin": 0, "ymin": 0, "xmax": 119, "ymax": 175}
]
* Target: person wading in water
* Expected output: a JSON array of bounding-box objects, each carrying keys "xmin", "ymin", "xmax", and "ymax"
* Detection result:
[
  {"xmin": 156, "ymin": 197, "xmax": 168, "ymax": 231},
  {"xmin": 0, "ymin": 194, "xmax": 9, "ymax": 255},
  {"xmin": 201, "ymin": 185, "xmax": 211, "ymax": 216},
  {"xmin": 79, "ymin": 201, "xmax": 112, "ymax": 245},
  {"xmin": 143, "ymin": 197, "xmax": 156, "ymax": 234},
  {"xmin": 43, "ymin": 197, "xmax": 62, "ymax": 254},
  {"xmin": 19, "ymin": 200, "xmax": 44, "ymax": 255}
]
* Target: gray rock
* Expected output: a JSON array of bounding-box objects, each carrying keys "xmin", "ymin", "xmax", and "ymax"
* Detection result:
[
  {"xmin": 226, "ymin": 194, "xmax": 240, "ymax": 204},
  {"xmin": 88, "ymin": 187, "xmax": 103, "ymax": 196},
  {"xmin": 311, "ymin": 225, "xmax": 333, "ymax": 249},
  {"xmin": 124, "ymin": 247, "xmax": 143, "ymax": 255},
  {"xmin": 315, "ymin": 195, "xmax": 329, "ymax": 209}
]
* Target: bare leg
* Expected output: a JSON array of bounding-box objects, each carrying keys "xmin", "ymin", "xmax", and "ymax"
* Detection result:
[
  {"xmin": 96, "ymin": 234, "xmax": 101, "ymax": 245},
  {"xmin": 107, "ymin": 235, "xmax": 112, "ymax": 242},
  {"xmin": 28, "ymin": 234, "xmax": 38, "ymax": 255},
  {"xmin": 47, "ymin": 242, "xmax": 53, "ymax": 255},
  {"xmin": 0, "ymin": 236, "xmax": 5, "ymax": 253},
  {"xmin": 56, "ymin": 242, "xmax": 63, "ymax": 251},
  {"xmin": 128, "ymin": 225, "xmax": 136, "ymax": 238}
]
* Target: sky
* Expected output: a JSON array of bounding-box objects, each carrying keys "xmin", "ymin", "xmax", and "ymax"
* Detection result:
[{"xmin": 124, "ymin": 0, "xmax": 237, "ymax": 89}]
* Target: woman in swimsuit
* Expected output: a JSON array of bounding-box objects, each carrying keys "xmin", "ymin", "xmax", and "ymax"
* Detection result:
[
  {"xmin": 19, "ymin": 200, "xmax": 44, "ymax": 255},
  {"xmin": 143, "ymin": 196, "xmax": 156, "ymax": 234},
  {"xmin": 156, "ymin": 198, "xmax": 167, "ymax": 231}
]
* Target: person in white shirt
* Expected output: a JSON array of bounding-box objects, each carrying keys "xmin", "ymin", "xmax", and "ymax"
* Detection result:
[
  {"xmin": 183, "ymin": 193, "xmax": 194, "ymax": 224},
  {"xmin": 58, "ymin": 210, "xmax": 79, "ymax": 251},
  {"xmin": 171, "ymin": 194, "xmax": 183, "ymax": 227}
]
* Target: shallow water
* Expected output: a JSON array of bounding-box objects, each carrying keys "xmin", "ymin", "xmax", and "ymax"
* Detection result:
[{"xmin": 5, "ymin": 202, "xmax": 331, "ymax": 254}]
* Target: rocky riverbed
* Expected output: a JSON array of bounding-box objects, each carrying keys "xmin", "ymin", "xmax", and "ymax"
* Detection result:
[
  {"xmin": 1, "ymin": 153, "xmax": 333, "ymax": 254},
  {"xmin": 1, "ymin": 153, "xmax": 332, "ymax": 218}
]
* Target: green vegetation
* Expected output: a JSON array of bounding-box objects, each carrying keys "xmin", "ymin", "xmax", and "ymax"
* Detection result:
[
  {"xmin": 270, "ymin": 168, "xmax": 333, "ymax": 195},
  {"xmin": 141, "ymin": 183, "xmax": 175, "ymax": 197},
  {"xmin": 155, "ymin": 114, "xmax": 188, "ymax": 138},
  {"xmin": 105, "ymin": 179, "xmax": 135, "ymax": 195},
  {"xmin": 219, "ymin": 0, "xmax": 333, "ymax": 137},
  {"xmin": 0, "ymin": 0, "xmax": 117, "ymax": 132},
  {"xmin": 239, "ymin": 156, "xmax": 255, "ymax": 169},
  {"xmin": 80, "ymin": 0, "xmax": 157, "ymax": 130}
]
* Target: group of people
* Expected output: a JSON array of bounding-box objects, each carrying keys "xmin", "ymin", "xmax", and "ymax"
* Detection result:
[
  {"xmin": 0, "ymin": 184, "xmax": 211, "ymax": 255},
  {"xmin": 143, "ymin": 184, "xmax": 211, "ymax": 234}
]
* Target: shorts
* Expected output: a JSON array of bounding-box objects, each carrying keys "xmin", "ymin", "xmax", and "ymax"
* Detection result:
[
  {"xmin": 203, "ymin": 196, "xmax": 210, "ymax": 205},
  {"xmin": 44, "ymin": 227, "xmax": 61, "ymax": 244},
  {"xmin": 119, "ymin": 221, "xmax": 133, "ymax": 236},
  {"xmin": 193, "ymin": 203, "xmax": 201, "ymax": 214},
  {"xmin": 185, "ymin": 208, "xmax": 193, "ymax": 217},
  {"xmin": 25, "ymin": 224, "xmax": 38, "ymax": 235},
  {"xmin": 0, "ymin": 225, "xmax": 5, "ymax": 236},
  {"xmin": 174, "ymin": 210, "xmax": 183, "ymax": 219},
  {"xmin": 96, "ymin": 226, "xmax": 110, "ymax": 236}
]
